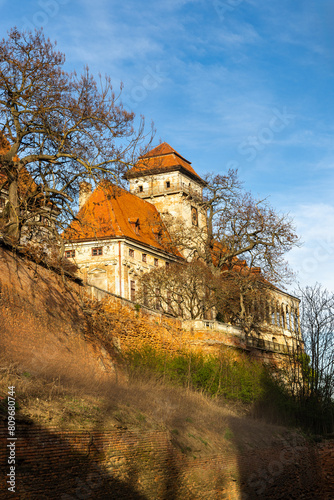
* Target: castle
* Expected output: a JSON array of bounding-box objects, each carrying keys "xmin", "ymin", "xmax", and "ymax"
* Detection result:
[
  {"xmin": 63, "ymin": 143, "xmax": 302, "ymax": 354},
  {"xmin": 64, "ymin": 143, "xmax": 205, "ymax": 299}
]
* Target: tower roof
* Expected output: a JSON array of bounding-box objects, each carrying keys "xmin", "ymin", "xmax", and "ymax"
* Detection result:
[{"xmin": 125, "ymin": 142, "xmax": 206, "ymax": 185}]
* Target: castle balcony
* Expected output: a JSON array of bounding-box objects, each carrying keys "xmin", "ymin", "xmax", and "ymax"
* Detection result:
[
  {"xmin": 245, "ymin": 336, "xmax": 301, "ymax": 355},
  {"xmin": 132, "ymin": 182, "xmax": 202, "ymax": 200}
]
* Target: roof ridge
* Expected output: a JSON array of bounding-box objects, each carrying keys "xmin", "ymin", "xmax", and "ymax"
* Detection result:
[{"xmin": 140, "ymin": 142, "xmax": 191, "ymax": 165}]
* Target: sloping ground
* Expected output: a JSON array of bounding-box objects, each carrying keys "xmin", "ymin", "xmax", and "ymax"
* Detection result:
[
  {"xmin": 0, "ymin": 245, "xmax": 115, "ymax": 382},
  {"xmin": 0, "ymin": 245, "xmax": 333, "ymax": 498},
  {"xmin": 0, "ymin": 362, "xmax": 330, "ymax": 499}
]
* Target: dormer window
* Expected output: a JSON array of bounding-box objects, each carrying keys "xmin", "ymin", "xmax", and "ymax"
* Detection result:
[
  {"xmin": 166, "ymin": 181, "xmax": 170, "ymax": 189},
  {"xmin": 153, "ymin": 228, "xmax": 163, "ymax": 243},
  {"xmin": 129, "ymin": 218, "xmax": 140, "ymax": 235}
]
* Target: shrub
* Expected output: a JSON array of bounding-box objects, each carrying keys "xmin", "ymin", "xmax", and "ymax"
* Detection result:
[{"xmin": 124, "ymin": 344, "xmax": 266, "ymax": 404}]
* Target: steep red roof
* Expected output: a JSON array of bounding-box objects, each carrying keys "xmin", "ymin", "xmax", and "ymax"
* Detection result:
[
  {"xmin": 126, "ymin": 142, "xmax": 206, "ymax": 185},
  {"xmin": 64, "ymin": 182, "xmax": 182, "ymax": 256}
]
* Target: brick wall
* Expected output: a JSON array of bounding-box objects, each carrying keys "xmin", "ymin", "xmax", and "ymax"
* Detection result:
[{"xmin": 0, "ymin": 423, "xmax": 333, "ymax": 499}]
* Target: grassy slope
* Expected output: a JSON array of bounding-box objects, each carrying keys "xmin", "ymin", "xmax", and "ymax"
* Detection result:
[{"xmin": 0, "ymin": 245, "xmax": 305, "ymax": 459}]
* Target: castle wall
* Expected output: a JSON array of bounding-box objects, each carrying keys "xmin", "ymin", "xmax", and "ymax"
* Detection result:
[{"xmin": 65, "ymin": 239, "xmax": 176, "ymax": 302}]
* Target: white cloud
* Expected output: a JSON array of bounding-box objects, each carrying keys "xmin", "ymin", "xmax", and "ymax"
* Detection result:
[{"xmin": 287, "ymin": 203, "xmax": 334, "ymax": 290}]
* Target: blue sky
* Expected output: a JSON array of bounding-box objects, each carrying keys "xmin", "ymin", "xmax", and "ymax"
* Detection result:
[{"xmin": 2, "ymin": 0, "xmax": 334, "ymax": 290}]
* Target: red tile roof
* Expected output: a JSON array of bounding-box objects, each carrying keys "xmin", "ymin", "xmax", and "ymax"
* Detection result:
[
  {"xmin": 0, "ymin": 134, "xmax": 38, "ymax": 197},
  {"xmin": 64, "ymin": 182, "xmax": 182, "ymax": 256},
  {"xmin": 126, "ymin": 142, "xmax": 206, "ymax": 185}
]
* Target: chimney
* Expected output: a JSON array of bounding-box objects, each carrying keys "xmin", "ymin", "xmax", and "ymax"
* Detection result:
[{"xmin": 79, "ymin": 181, "xmax": 92, "ymax": 209}]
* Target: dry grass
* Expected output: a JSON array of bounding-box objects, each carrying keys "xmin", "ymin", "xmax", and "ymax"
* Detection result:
[
  {"xmin": 0, "ymin": 246, "xmax": 306, "ymax": 459},
  {"xmin": 0, "ymin": 355, "xmax": 300, "ymax": 457}
]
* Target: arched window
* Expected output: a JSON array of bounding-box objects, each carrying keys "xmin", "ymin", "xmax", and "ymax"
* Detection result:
[
  {"xmin": 276, "ymin": 302, "xmax": 280, "ymax": 326},
  {"xmin": 265, "ymin": 300, "xmax": 270, "ymax": 323},
  {"xmin": 294, "ymin": 309, "xmax": 299, "ymax": 333},
  {"xmin": 286, "ymin": 306, "xmax": 290, "ymax": 330},
  {"xmin": 281, "ymin": 305, "xmax": 286, "ymax": 328},
  {"xmin": 271, "ymin": 301, "xmax": 276, "ymax": 325}
]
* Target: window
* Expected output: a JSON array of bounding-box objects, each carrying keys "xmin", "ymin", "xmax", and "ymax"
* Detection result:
[
  {"xmin": 142, "ymin": 253, "xmax": 147, "ymax": 263},
  {"xmin": 130, "ymin": 280, "xmax": 136, "ymax": 302},
  {"xmin": 129, "ymin": 249, "xmax": 134, "ymax": 258},
  {"xmin": 139, "ymin": 185, "xmax": 143, "ymax": 192},
  {"xmin": 155, "ymin": 288, "xmax": 160, "ymax": 310},
  {"xmin": 92, "ymin": 247, "xmax": 103, "ymax": 256},
  {"xmin": 65, "ymin": 250, "xmax": 75, "ymax": 258},
  {"xmin": 177, "ymin": 295, "xmax": 182, "ymax": 317},
  {"xmin": 40, "ymin": 215, "xmax": 50, "ymax": 226},
  {"xmin": 271, "ymin": 309, "xmax": 276, "ymax": 325},
  {"xmin": 143, "ymin": 285, "xmax": 148, "ymax": 307},
  {"xmin": 281, "ymin": 306, "xmax": 285, "ymax": 328},
  {"xmin": 0, "ymin": 197, "xmax": 5, "ymax": 209},
  {"xmin": 154, "ymin": 258, "xmax": 158, "ymax": 267},
  {"xmin": 191, "ymin": 206, "xmax": 198, "ymax": 226},
  {"xmin": 166, "ymin": 181, "xmax": 170, "ymax": 188},
  {"xmin": 294, "ymin": 311, "xmax": 299, "ymax": 333},
  {"xmin": 167, "ymin": 291, "xmax": 172, "ymax": 314},
  {"xmin": 165, "ymin": 262, "xmax": 170, "ymax": 269}
]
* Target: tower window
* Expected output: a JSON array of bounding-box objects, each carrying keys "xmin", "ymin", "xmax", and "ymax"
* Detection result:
[
  {"xmin": 166, "ymin": 181, "xmax": 170, "ymax": 188},
  {"xmin": 191, "ymin": 206, "xmax": 198, "ymax": 226},
  {"xmin": 139, "ymin": 185, "xmax": 143, "ymax": 192}
]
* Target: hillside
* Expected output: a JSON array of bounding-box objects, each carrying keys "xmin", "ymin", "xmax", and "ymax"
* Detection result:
[
  {"xmin": 0, "ymin": 245, "xmax": 332, "ymax": 499},
  {"xmin": 0, "ymin": 245, "xmax": 115, "ymax": 383}
]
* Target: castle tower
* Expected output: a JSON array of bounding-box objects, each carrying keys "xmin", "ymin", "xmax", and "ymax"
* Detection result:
[{"xmin": 125, "ymin": 143, "xmax": 207, "ymax": 236}]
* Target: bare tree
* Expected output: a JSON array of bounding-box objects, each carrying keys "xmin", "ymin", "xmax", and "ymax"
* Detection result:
[
  {"xmin": 216, "ymin": 268, "xmax": 272, "ymax": 334},
  {"xmin": 139, "ymin": 170, "xmax": 298, "ymax": 326},
  {"xmin": 164, "ymin": 170, "xmax": 299, "ymax": 287},
  {"xmin": 0, "ymin": 28, "xmax": 153, "ymax": 246},
  {"xmin": 138, "ymin": 258, "xmax": 272, "ymax": 329},
  {"xmin": 139, "ymin": 260, "xmax": 218, "ymax": 319},
  {"xmin": 297, "ymin": 283, "xmax": 334, "ymax": 403}
]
